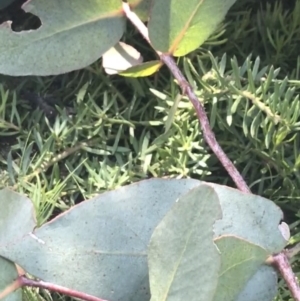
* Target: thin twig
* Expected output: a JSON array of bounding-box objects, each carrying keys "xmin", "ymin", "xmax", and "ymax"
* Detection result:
[
  {"xmin": 12, "ymin": 139, "xmax": 96, "ymax": 189},
  {"xmin": 161, "ymin": 54, "xmax": 250, "ymax": 193},
  {"xmin": 18, "ymin": 276, "xmax": 108, "ymax": 301},
  {"xmin": 237, "ymin": 90, "xmax": 281, "ymax": 124},
  {"xmin": 122, "ymin": 3, "xmax": 154, "ymax": 49},
  {"xmin": 271, "ymin": 253, "xmax": 300, "ymax": 301},
  {"xmin": 122, "ymin": 2, "xmax": 250, "ymax": 193}
]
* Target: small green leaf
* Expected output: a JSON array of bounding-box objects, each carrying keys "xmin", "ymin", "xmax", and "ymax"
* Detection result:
[
  {"xmin": 0, "ymin": 189, "xmax": 35, "ymax": 301},
  {"xmin": 148, "ymin": 185, "xmax": 222, "ymax": 301},
  {"xmin": 214, "ymin": 235, "xmax": 268, "ymax": 301},
  {"xmin": 119, "ymin": 61, "xmax": 162, "ymax": 77},
  {"xmin": 148, "ymin": 0, "xmax": 237, "ymax": 56},
  {"xmin": 164, "ymin": 94, "xmax": 182, "ymax": 132}
]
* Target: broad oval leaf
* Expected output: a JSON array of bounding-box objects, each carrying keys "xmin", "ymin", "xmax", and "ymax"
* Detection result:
[
  {"xmin": 0, "ymin": 0, "xmax": 125, "ymax": 75},
  {"xmin": 148, "ymin": 0, "xmax": 236, "ymax": 56},
  {"xmin": 148, "ymin": 185, "xmax": 222, "ymax": 301},
  {"xmin": 0, "ymin": 180, "xmax": 288, "ymax": 301},
  {"xmin": 214, "ymin": 235, "xmax": 268, "ymax": 301},
  {"xmin": 0, "ymin": 179, "xmax": 201, "ymax": 301}
]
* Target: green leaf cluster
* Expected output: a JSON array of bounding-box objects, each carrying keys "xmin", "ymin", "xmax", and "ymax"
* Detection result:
[
  {"xmin": 0, "ymin": 180, "xmax": 288, "ymax": 301},
  {"xmin": 0, "ymin": 0, "xmax": 236, "ymax": 76},
  {"xmin": 181, "ymin": 51, "xmax": 300, "ymax": 199}
]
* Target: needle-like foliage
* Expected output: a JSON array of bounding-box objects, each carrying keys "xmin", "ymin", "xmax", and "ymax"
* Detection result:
[{"xmin": 0, "ymin": 0, "xmax": 299, "ymax": 300}]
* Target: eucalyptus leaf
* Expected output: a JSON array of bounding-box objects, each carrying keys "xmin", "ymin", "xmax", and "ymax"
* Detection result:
[
  {"xmin": 148, "ymin": 0, "xmax": 237, "ymax": 56},
  {"xmin": 0, "ymin": 179, "xmax": 201, "ymax": 301},
  {"xmin": 0, "ymin": 0, "xmax": 125, "ymax": 75},
  {"xmin": 214, "ymin": 235, "xmax": 268, "ymax": 301},
  {"xmin": 148, "ymin": 185, "xmax": 222, "ymax": 301},
  {"xmin": 0, "ymin": 179, "xmax": 288, "ymax": 301},
  {"xmin": 210, "ymin": 184, "xmax": 287, "ymax": 253},
  {"xmin": 236, "ymin": 265, "xmax": 277, "ymax": 301}
]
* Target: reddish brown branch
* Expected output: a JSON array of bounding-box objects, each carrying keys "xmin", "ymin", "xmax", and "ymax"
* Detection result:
[
  {"xmin": 18, "ymin": 276, "xmax": 108, "ymax": 301},
  {"xmin": 160, "ymin": 54, "xmax": 250, "ymax": 193},
  {"xmin": 271, "ymin": 253, "xmax": 300, "ymax": 301},
  {"xmin": 122, "ymin": 2, "xmax": 250, "ymax": 193}
]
